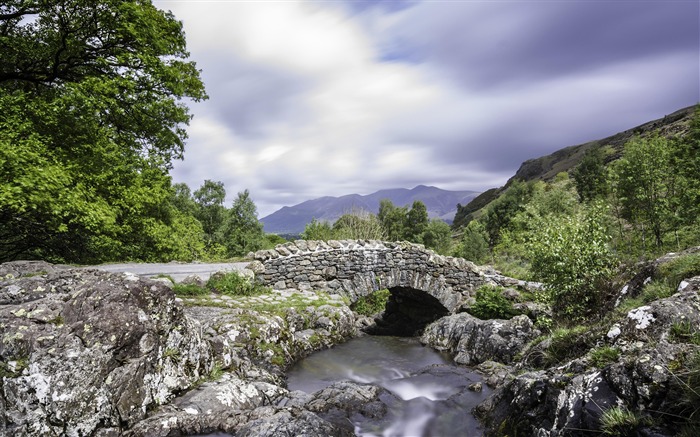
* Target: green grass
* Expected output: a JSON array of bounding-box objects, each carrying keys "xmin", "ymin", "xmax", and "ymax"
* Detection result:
[
  {"xmin": 206, "ymin": 271, "xmax": 269, "ymax": 296},
  {"xmin": 467, "ymin": 285, "xmax": 518, "ymax": 320},
  {"xmin": 670, "ymin": 321, "xmax": 700, "ymax": 345},
  {"xmin": 589, "ymin": 346, "xmax": 620, "ymax": 368},
  {"xmin": 599, "ymin": 406, "xmax": 646, "ymax": 436}
]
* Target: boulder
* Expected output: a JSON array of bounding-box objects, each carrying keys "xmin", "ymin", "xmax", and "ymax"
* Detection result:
[
  {"xmin": 0, "ymin": 268, "xmax": 214, "ymax": 436},
  {"xmin": 421, "ymin": 313, "xmax": 540, "ymax": 365}
]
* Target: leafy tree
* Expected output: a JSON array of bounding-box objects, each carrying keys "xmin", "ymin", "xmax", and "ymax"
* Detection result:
[
  {"xmin": 406, "ymin": 201, "xmax": 429, "ymax": 242},
  {"xmin": 455, "ymin": 220, "xmax": 490, "ymax": 264},
  {"xmin": 193, "ymin": 180, "xmax": 227, "ymax": 249},
  {"xmin": 301, "ymin": 218, "xmax": 335, "ymax": 241},
  {"xmin": 223, "ymin": 189, "xmax": 265, "ymax": 257},
  {"xmin": 172, "ymin": 183, "xmax": 198, "ymax": 217},
  {"xmin": 378, "ymin": 199, "xmax": 408, "ymax": 241},
  {"xmin": 422, "ymin": 219, "xmax": 453, "ymax": 255},
  {"xmin": 0, "ymin": 0, "xmax": 206, "ymax": 263},
  {"xmin": 572, "ymin": 147, "xmax": 609, "ymax": 202},
  {"xmin": 332, "ymin": 208, "xmax": 385, "ymax": 240},
  {"xmin": 527, "ymin": 203, "xmax": 617, "ymax": 324},
  {"xmin": 484, "ymin": 180, "xmax": 536, "ymax": 247},
  {"xmin": 612, "ymin": 135, "xmax": 676, "ymax": 249}
]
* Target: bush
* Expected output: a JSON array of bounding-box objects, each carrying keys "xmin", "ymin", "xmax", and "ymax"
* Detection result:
[
  {"xmin": 468, "ymin": 285, "xmax": 518, "ymax": 320},
  {"xmin": 351, "ymin": 289, "xmax": 390, "ymax": 316},
  {"xmin": 206, "ymin": 271, "xmax": 267, "ymax": 296},
  {"xmin": 528, "ymin": 203, "xmax": 617, "ymax": 324}
]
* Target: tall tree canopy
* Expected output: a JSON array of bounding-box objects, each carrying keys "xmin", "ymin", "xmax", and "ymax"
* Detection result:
[{"xmin": 0, "ymin": 0, "xmax": 207, "ymax": 263}]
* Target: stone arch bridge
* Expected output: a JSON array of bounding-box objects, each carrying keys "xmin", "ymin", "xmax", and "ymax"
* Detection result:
[{"xmin": 250, "ymin": 240, "xmax": 493, "ymax": 335}]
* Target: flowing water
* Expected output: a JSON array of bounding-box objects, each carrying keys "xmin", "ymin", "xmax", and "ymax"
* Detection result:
[{"xmin": 286, "ymin": 335, "xmax": 491, "ymax": 437}]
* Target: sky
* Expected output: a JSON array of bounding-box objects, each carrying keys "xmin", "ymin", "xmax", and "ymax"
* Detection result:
[{"xmin": 155, "ymin": 0, "xmax": 699, "ymax": 218}]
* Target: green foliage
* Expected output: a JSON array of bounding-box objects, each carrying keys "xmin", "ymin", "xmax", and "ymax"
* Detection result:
[
  {"xmin": 671, "ymin": 352, "xmax": 700, "ymax": 435},
  {"xmin": 659, "ymin": 253, "xmax": 700, "ymax": 289},
  {"xmin": 301, "ymin": 218, "xmax": 335, "ymax": 241},
  {"xmin": 406, "ymin": 201, "xmax": 429, "ymax": 242},
  {"xmin": 468, "ymin": 285, "xmax": 518, "ymax": 320},
  {"xmin": 543, "ymin": 325, "xmax": 594, "ymax": 367},
  {"xmin": 421, "ymin": 219, "xmax": 453, "ymax": 255},
  {"xmin": 351, "ymin": 289, "xmax": 391, "ymax": 316},
  {"xmin": 670, "ymin": 321, "xmax": 700, "ymax": 345},
  {"xmin": 455, "ymin": 220, "xmax": 490, "ymax": 264},
  {"xmin": 589, "ymin": 346, "xmax": 620, "ymax": 368},
  {"xmin": 193, "ymin": 180, "xmax": 227, "ymax": 249},
  {"xmin": 0, "ymin": 0, "xmax": 206, "ymax": 263},
  {"xmin": 172, "ymin": 283, "xmax": 209, "ymax": 297},
  {"xmin": 378, "ymin": 199, "xmax": 408, "ymax": 241},
  {"xmin": 206, "ymin": 271, "xmax": 267, "ymax": 297},
  {"xmin": 332, "ymin": 208, "xmax": 385, "ymax": 240},
  {"xmin": 452, "ymin": 188, "xmax": 500, "ymax": 230},
  {"xmin": 223, "ymin": 189, "xmax": 266, "ymax": 257},
  {"xmin": 528, "ymin": 203, "xmax": 617, "ymax": 323},
  {"xmin": 484, "ymin": 180, "xmax": 536, "ymax": 247},
  {"xmin": 572, "ymin": 147, "xmax": 609, "ymax": 202},
  {"xmin": 599, "ymin": 406, "xmax": 646, "ymax": 436}
]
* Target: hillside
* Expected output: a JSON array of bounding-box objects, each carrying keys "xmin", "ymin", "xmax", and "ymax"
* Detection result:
[
  {"xmin": 453, "ymin": 105, "xmax": 697, "ymax": 229},
  {"xmin": 261, "ymin": 185, "xmax": 479, "ymax": 235}
]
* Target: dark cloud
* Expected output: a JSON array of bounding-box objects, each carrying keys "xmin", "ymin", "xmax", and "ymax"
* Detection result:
[
  {"xmin": 197, "ymin": 55, "xmax": 312, "ymax": 138},
  {"xmin": 389, "ymin": 1, "xmax": 699, "ymax": 89}
]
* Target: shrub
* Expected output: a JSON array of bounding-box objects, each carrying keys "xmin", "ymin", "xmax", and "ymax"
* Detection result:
[
  {"xmin": 528, "ymin": 203, "xmax": 617, "ymax": 324},
  {"xmin": 172, "ymin": 283, "xmax": 208, "ymax": 296},
  {"xmin": 351, "ymin": 289, "xmax": 390, "ymax": 316},
  {"xmin": 659, "ymin": 253, "xmax": 700, "ymax": 289},
  {"xmin": 206, "ymin": 271, "xmax": 267, "ymax": 296},
  {"xmin": 468, "ymin": 285, "xmax": 518, "ymax": 320}
]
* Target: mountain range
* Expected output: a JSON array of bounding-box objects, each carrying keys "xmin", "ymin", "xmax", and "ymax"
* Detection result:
[{"xmin": 260, "ymin": 185, "xmax": 480, "ymax": 235}]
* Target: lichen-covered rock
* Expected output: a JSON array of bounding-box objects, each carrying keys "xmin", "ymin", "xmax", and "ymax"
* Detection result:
[
  {"xmin": 420, "ymin": 313, "xmax": 540, "ymax": 365},
  {"xmin": 0, "ymin": 268, "xmax": 214, "ymax": 436},
  {"xmin": 476, "ymin": 289, "xmax": 700, "ymax": 437}
]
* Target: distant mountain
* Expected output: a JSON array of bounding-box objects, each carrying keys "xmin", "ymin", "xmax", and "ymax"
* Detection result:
[{"xmin": 261, "ymin": 185, "xmax": 480, "ymax": 235}]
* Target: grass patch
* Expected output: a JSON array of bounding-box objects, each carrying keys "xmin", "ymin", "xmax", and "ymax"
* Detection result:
[
  {"xmin": 599, "ymin": 406, "xmax": 647, "ymax": 436},
  {"xmin": 351, "ymin": 289, "xmax": 390, "ymax": 316},
  {"xmin": 173, "ymin": 283, "xmax": 209, "ymax": 297},
  {"xmin": 544, "ymin": 325, "xmax": 594, "ymax": 367},
  {"xmin": 589, "ymin": 346, "xmax": 620, "ymax": 368},
  {"xmin": 659, "ymin": 253, "xmax": 700, "ymax": 289},
  {"xmin": 670, "ymin": 321, "xmax": 700, "ymax": 345}
]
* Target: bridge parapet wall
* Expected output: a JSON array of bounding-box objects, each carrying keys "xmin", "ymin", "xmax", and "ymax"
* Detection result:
[{"xmin": 250, "ymin": 239, "xmax": 487, "ymax": 313}]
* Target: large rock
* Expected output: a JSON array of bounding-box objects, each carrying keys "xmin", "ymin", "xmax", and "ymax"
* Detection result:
[
  {"xmin": 420, "ymin": 313, "xmax": 540, "ymax": 365},
  {"xmin": 0, "ymin": 267, "xmax": 214, "ymax": 436},
  {"xmin": 476, "ymin": 289, "xmax": 700, "ymax": 436}
]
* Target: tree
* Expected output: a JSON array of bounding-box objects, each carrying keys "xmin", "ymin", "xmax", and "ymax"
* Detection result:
[
  {"xmin": 613, "ymin": 135, "xmax": 676, "ymax": 249},
  {"xmin": 406, "ymin": 201, "xmax": 429, "ymax": 243},
  {"xmin": 223, "ymin": 190, "xmax": 265, "ymax": 257},
  {"xmin": 422, "ymin": 219, "xmax": 453, "ymax": 255},
  {"xmin": 193, "ymin": 180, "xmax": 227, "ymax": 249},
  {"xmin": 484, "ymin": 181, "xmax": 536, "ymax": 247},
  {"xmin": 378, "ymin": 199, "xmax": 408, "ymax": 241},
  {"xmin": 301, "ymin": 218, "xmax": 335, "ymax": 241},
  {"xmin": 332, "ymin": 208, "xmax": 385, "ymax": 240},
  {"xmin": 456, "ymin": 220, "xmax": 490, "ymax": 264},
  {"xmin": 527, "ymin": 203, "xmax": 617, "ymax": 324},
  {"xmin": 572, "ymin": 147, "xmax": 609, "ymax": 202},
  {"xmin": 0, "ymin": 0, "xmax": 206, "ymax": 263}
]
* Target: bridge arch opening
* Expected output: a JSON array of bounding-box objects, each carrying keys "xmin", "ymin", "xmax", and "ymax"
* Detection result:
[{"xmin": 364, "ymin": 286, "xmax": 450, "ymax": 337}]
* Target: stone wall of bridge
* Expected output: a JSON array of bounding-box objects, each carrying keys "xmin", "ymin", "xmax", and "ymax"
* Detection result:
[{"xmin": 249, "ymin": 239, "xmax": 488, "ymax": 315}]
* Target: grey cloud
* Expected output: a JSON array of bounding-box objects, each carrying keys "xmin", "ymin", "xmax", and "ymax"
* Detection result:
[
  {"xmin": 386, "ymin": 1, "xmax": 699, "ymax": 89},
  {"xmin": 197, "ymin": 55, "xmax": 312, "ymax": 138}
]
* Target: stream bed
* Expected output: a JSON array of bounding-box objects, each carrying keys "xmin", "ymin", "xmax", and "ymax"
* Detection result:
[{"xmin": 286, "ymin": 335, "xmax": 491, "ymax": 436}]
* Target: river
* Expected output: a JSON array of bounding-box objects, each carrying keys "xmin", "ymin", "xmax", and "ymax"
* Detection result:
[{"xmin": 287, "ymin": 335, "xmax": 491, "ymax": 437}]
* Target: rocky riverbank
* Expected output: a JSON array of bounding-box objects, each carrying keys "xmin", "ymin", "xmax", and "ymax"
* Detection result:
[{"xmin": 2, "ymin": 249, "xmax": 699, "ymax": 436}]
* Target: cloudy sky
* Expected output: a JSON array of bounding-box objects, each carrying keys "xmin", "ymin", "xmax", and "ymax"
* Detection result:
[{"xmin": 156, "ymin": 0, "xmax": 699, "ymax": 217}]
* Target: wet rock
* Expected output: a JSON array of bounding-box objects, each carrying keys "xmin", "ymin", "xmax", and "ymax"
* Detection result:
[
  {"xmin": 306, "ymin": 381, "xmax": 389, "ymax": 431},
  {"xmin": 236, "ymin": 407, "xmax": 352, "ymax": 437}
]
